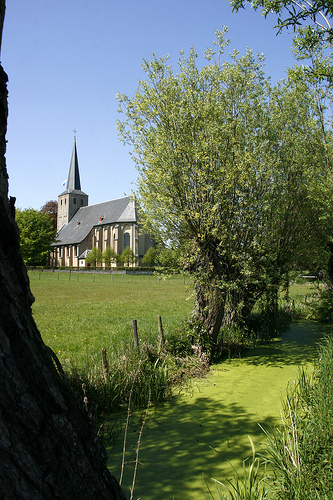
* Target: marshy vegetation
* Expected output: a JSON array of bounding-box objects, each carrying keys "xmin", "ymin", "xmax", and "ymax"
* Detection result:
[
  {"xmin": 211, "ymin": 334, "xmax": 333, "ymax": 500},
  {"xmin": 29, "ymin": 270, "xmax": 333, "ymax": 498}
]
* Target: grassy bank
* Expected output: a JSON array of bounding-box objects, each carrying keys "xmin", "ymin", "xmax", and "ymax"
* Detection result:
[
  {"xmin": 30, "ymin": 271, "xmax": 199, "ymax": 412},
  {"xmin": 29, "ymin": 271, "xmax": 331, "ymax": 498},
  {"xmin": 29, "ymin": 272, "xmax": 320, "ymax": 413}
]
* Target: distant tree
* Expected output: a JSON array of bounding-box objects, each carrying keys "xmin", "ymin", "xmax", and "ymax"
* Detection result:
[
  {"xmin": 120, "ymin": 247, "xmax": 137, "ymax": 267},
  {"xmin": 85, "ymin": 247, "xmax": 103, "ymax": 267},
  {"xmin": 155, "ymin": 246, "xmax": 183, "ymax": 274},
  {"xmin": 102, "ymin": 246, "xmax": 119, "ymax": 267},
  {"xmin": 15, "ymin": 208, "xmax": 56, "ymax": 266},
  {"xmin": 142, "ymin": 246, "xmax": 157, "ymax": 267},
  {"xmin": 41, "ymin": 200, "xmax": 58, "ymax": 230}
]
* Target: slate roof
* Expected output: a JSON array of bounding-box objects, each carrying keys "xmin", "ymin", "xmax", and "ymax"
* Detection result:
[
  {"xmin": 59, "ymin": 137, "xmax": 88, "ymax": 197},
  {"xmin": 52, "ymin": 196, "xmax": 137, "ymax": 246}
]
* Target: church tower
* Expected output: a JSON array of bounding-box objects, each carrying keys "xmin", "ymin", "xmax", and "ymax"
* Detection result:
[{"xmin": 57, "ymin": 135, "xmax": 89, "ymax": 232}]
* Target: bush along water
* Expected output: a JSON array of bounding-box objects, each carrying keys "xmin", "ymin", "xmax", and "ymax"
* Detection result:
[
  {"xmin": 60, "ymin": 336, "xmax": 209, "ymax": 419},
  {"xmin": 209, "ymin": 333, "xmax": 333, "ymax": 500}
]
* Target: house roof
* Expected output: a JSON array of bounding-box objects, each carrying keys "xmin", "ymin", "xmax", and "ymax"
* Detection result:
[{"xmin": 52, "ymin": 196, "xmax": 137, "ymax": 246}]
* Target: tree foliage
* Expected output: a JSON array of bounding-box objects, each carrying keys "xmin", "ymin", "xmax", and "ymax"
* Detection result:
[
  {"xmin": 230, "ymin": 0, "xmax": 333, "ymax": 286},
  {"xmin": 120, "ymin": 247, "xmax": 137, "ymax": 267},
  {"xmin": 41, "ymin": 200, "xmax": 58, "ymax": 230},
  {"xmin": 117, "ymin": 30, "xmax": 331, "ymax": 349},
  {"xmin": 15, "ymin": 208, "xmax": 56, "ymax": 266},
  {"xmin": 142, "ymin": 246, "xmax": 157, "ymax": 267},
  {"xmin": 230, "ymin": 0, "xmax": 333, "ymax": 80},
  {"xmin": 85, "ymin": 247, "xmax": 103, "ymax": 267},
  {"xmin": 102, "ymin": 246, "xmax": 119, "ymax": 266}
]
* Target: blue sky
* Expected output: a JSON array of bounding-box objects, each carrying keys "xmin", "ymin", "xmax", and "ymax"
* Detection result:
[{"xmin": 2, "ymin": 0, "xmax": 299, "ymax": 210}]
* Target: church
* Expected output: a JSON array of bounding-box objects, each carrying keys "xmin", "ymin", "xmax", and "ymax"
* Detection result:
[{"xmin": 51, "ymin": 137, "xmax": 154, "ymax": 268}]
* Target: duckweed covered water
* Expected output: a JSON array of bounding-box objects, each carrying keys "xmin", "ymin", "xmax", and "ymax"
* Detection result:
[{"xmin": 108, "ymin": 321, "xmax": 328, "ymax": 499}]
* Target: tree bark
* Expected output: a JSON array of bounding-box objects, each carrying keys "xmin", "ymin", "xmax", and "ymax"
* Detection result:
[
  {"xmin": 0, "ymin": 41, "xmax": 125, "ymax": 500},
  {"xmin": 192, "ymin": 283, "xmax": 225, "ymax": 348}
]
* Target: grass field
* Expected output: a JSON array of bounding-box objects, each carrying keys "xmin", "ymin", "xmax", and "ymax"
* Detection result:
[
  {"xmin": 29, "ymin": 271, "xmax": 194, "ymax": 366},
  {"xmin": 29, "ymin": 270, "xmax": 320, "ymax": 368}
]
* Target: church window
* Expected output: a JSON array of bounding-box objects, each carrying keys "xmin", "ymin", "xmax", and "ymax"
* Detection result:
[
  {"xmin": 81, "ymin": 199, "xmax": 84, "ymax": 206},
  {"xmin": 60, "ymin": 200, "xmax": 62, "ymax": 206},
  {"xmin": 124, "ymin": 232, "xmax": 130, "ymax": 249},
  {"xmin": 74, "ymin": 198, "xmax": 76, "ymax": 204},
  {"xmin": 65, "ymin": 199, "xmax": 67, "ymax": 205}
]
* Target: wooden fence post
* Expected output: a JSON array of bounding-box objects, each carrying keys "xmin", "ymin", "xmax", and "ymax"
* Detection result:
[
  {"xmin": 101, "ymin": 347, "xmax": 109, "ymax": 378},
  {"xmin": 132, "ymin": 319, "xmax": 139, "ymax": 349},
  {"xmin": 158, "ymin": 315, "xmax": 165, "ymax": 352}
]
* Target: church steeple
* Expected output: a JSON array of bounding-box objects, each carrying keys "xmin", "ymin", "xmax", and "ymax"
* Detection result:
[
  {"xmin": 57, "ymin": 135, "xmax": 89, "ymax": 232},
  {"xmin": 66, "ymin": 135, "xmax": 82, "ymax": 191}
]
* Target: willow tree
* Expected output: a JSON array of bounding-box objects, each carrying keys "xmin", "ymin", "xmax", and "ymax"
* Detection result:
[
  {"xmin": 0, "ymin": 3, "xmax": 125, "ymax": 498},
  {"xmin": 117, "ymin": 29, "xmax": 329, "ymax": 348}
]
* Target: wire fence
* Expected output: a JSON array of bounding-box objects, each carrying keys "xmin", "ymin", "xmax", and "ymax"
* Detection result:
[{"xmin": 28, "ymin": 268, "xmax": 188, "ymax": 285}]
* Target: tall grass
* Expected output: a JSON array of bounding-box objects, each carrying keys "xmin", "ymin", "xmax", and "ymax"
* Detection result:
[
  {"xmin": 263, "ymin": 334, "xmax": 333, "ymax": 499},
  {"xmin": 64, "ymin": 344, "xmax": 172, "ymax": 413},
  {"xmin": 207, "ymin": 438, "xmax": 270, "ymax": 500}
]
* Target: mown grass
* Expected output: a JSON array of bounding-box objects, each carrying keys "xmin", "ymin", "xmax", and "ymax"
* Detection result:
[
  {"xmin": 29, "ymin": 271, "xmax": 201, "ymax": 413},
  {"xmin": 29, "ymin": 271, "xmax": 193, "ymax": 366},
  {"xmin": 29, "ymin": 271, "xmax": 319, "ymax": 367}
]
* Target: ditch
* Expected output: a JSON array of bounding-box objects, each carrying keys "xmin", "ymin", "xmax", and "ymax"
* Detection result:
[{"xmin": 107, "ymin": 321, "xmax": 329, "ymax": 499}]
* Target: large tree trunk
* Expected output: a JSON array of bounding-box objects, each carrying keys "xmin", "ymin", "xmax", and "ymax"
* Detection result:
[
  {"xmin": 192, "ymin": 283, "xmax": 225, "ymax": 348},
  {"xmin": 0, "ymin": 25, "xmax": 125, "ymax": 500}
]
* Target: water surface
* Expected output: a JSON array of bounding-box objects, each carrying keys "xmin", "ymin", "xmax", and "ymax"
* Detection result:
[{"xmin": 108, "ymin": 321, "xmax": 328, "ymax": 499}]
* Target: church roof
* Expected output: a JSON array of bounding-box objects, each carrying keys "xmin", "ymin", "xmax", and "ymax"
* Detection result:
[{"xmin": 52, "ymin": 196, "xmax": 137, "ymax": 246}]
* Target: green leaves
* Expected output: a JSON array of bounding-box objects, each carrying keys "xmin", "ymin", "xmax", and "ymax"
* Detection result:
[
  {"xmin": 116, "ymin": 30, "xmax": 332, "ymax": 338},
  {"xmin": 230, "ymin": 0, "xmax": 333, "ymax": 80},
  {"xmin": 85, "ymin": 247, "xmax": 103, "ymax": 266},
  {"xmin": 15, "ymin": 208, "xmax": 56, "ymax": 265}
]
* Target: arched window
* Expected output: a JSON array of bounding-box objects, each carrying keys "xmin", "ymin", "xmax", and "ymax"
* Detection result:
[{"xmin": 123, "ymin": 232, "xmax": 130, "ymax": 249}]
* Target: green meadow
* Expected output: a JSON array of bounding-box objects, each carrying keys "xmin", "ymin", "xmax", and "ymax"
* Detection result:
[
  {"xmin": 29, "ymin": 271, "xmax": 193, "ymax": 366},
  {"xmin": 29, "ymin": 270, "xmax": 317, "ymax": 367}
]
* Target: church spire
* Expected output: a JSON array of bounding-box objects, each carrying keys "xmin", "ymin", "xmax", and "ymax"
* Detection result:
[
  {"xmin": 66, "ymin": 134, "xmax": 81, "ymax": 191},
  {"xmin": 57, "ymin": 133, "xmax": 88, "ymax": 232}
]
